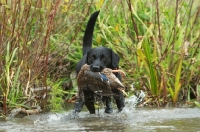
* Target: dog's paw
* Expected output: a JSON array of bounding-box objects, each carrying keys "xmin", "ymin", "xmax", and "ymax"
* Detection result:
[
  {"xmin": 71, "ymin": 110, "xmax": 79, "ymax": 119},
  {"xmin": 117, "ymin": 107, "xmax": 124, "ymax": 113},
  {"xmin": 105, "ymin": 107, "xmax": 113, "ymax": 114}
]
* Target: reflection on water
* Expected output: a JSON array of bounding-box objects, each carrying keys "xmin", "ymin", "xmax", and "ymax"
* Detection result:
[{"xmin": 0, "ymin": 96, "xmax": 200, "ymax": 132}]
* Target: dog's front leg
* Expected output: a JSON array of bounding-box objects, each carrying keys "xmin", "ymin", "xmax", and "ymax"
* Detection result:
[
  {"xmin": 83, "ymin": 88, "xmax": 95, "ymax": 114},
  {"xmin": 112, "ymin": 89, "xmax": 125, "ymax": 112},
  {"xmin": 102, "ymin": 96, "xmax": 113, "ymax": 113},
  {"xmin": 74, "ymin": 88, "xmax": 85, "ymax": 113},
  {"xmin": 74, "ymin": 101, "xmax": 84, "ymax": 113}
]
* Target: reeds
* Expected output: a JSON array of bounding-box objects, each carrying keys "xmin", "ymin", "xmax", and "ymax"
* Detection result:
[
  {"xmin": 0, "ymin": 0, "xmax": 199, "ymax": 115},
  {"xmin": 124, "ymin": 0, "xmax": 200, "ymax": 105}
]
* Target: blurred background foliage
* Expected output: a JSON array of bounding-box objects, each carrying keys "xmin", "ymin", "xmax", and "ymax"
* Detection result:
[{"xmin": 0, "ymin": 0, "xmax": 199, "ymax": 115}]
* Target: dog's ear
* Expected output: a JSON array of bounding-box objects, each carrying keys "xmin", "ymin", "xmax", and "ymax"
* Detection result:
[
  {"xmin": 85, "ymin": 53, "xmax": 89, "ymax": 64},
  {"xmin": 111, "ymin": 50, "xmax": 120, "ymax": 68}
]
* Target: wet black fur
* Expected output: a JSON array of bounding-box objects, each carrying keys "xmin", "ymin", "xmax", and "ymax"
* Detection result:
[{"xmin": 74, "ymin": 11, "xmax": 125, "ymax": 114}]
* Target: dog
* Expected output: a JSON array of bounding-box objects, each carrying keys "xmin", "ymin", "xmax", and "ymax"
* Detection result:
[{"xmin": 74, "ymin": 10, "xmax": 125, "ymax": 114}]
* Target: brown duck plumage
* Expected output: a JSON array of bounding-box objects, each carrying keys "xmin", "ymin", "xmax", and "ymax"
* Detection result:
[
  {"xmin": 77, "ymin": 64, "xmax": 126, "ymax": 98},
  {"xmin": 77, "ymin": 64, "xmax": 113, "ymax": 96},
  {"xmin": 101, "ymin": 68, "xmax": 125, "ymax": 92}
]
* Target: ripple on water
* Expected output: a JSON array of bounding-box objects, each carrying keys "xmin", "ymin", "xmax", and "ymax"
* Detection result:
[{"xmin": 1, "ymin": 95, "xmax": 200, "ymax": 132}]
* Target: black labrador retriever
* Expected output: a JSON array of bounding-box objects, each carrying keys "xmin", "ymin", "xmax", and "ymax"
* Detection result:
[{"xmin": 74, "ymin": 11, "xmax": 125, "ymax": 114}]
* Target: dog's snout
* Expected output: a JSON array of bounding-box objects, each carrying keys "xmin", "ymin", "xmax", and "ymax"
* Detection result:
[{"xmin": 92, "ymin": 66, "xmax": 100, "ymax": 71}]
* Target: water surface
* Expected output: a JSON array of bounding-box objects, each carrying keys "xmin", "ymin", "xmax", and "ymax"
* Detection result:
[{"xmin": 0, "ymin": 96, "xmax": 200, "ymax": 132}]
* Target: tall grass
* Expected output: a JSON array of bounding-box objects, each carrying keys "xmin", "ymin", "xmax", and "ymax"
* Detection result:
[
  {"xmin": 0, "ymin": 0, "xmax": 101, "ymax": 115},
  {"xmin": 0, "ymin": 0, "xmax": 72, "ymax": 115},
  {"xmin": 0, "ymin": 43, "xmax": 19, "ymax": 114},
  {"xmin": 124, "ymin": 0, "xmax": 200, "ymax": 105},
  {"xmin": 0, "ymin": 0, "xmax": 199, "ymax": 116}
]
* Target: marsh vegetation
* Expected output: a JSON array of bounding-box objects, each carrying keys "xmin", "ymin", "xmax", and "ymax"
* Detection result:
[{"xmin": 0, "ymin": 0, "xmax": 199, "ymax": 118}]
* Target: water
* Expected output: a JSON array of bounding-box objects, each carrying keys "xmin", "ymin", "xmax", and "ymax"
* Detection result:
[{"xmin": 0, "ymin": 96, "xmax": 200, "ymax": 132}]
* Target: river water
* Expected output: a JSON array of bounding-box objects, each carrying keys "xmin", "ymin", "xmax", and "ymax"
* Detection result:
[{"xmin": 0, "ymin": 96, "xmax": 200, "ymax": 132}]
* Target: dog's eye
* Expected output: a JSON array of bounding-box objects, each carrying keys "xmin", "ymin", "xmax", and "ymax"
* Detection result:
[
  {"xmin": 102, "ymin": 57, "xmax": 107, "ymax": 61},
  {"xmin": 89, "ymin": 57, "xmax": 94, "ymax": 61}
]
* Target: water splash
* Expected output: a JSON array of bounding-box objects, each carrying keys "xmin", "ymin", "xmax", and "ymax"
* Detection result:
[
  {"xmin": 32, "ymin": 91, "xmax": 145, "ymax": 124},
  {"xmin": 121, "ymin": 90, "xmax": 145, "ymax": 112},
  {"xmin": 1, "ymin": 93, "xmax": 200, "ymax": 132}
]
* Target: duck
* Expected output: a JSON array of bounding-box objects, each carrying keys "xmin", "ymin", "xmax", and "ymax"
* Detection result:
[{"xmin": 77, "ymin": 64, "xmax": 126, "ymax": 98}]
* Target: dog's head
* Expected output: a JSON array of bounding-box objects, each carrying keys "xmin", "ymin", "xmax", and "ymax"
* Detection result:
[{"xmin": 86, "ymin": 47, "xmax": 120, "ymax": 72}]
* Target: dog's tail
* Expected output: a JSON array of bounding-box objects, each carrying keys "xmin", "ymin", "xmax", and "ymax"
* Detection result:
[{"xmin": 82, "ymin": 11, "xmax": 100, "ymax": 55}]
